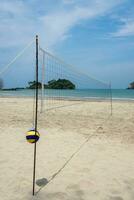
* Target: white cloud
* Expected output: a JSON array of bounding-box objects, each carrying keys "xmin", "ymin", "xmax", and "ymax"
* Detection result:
[
  {"xmin": 39, "ymin": 0, "xmax": 125, "ymax": 49},
  {"xmin": 0, "ymin": 0, "xmax": 126, "ymax": 49},
  {"xmin": 0, "ymin": 0, "xmax": 26, "ymax": 16},
  {"xmin": 63, "ymin": 0, "xmax": 75, "ymax": 4},
  {"xmin": 112, "ymin": 20, "xmax": 134, "ymax": 37}
]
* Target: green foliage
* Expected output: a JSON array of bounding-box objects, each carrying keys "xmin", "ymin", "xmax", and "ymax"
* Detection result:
[
  {"xmin": 27, "ymin": 81, "xmax": 42, "ymax": 89},
  {"xmin": 128, "ymin": 82, "xmax": 134, "ymax": 89},
  {"xmin": 0, "ymin": 78, "xmax": 3, "ymax": 89},
  {"xmin": 27, "ymin": 79, "xmax": 75, "ymax": 89},
  {"xmin": 47, "ymin": 79, "xmax": 75, "ymax": 89}
]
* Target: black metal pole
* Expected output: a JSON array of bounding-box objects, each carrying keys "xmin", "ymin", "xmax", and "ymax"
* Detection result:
[{"xmin": 33, "ymin": 35, "xmax": 39, "ymax": 196}]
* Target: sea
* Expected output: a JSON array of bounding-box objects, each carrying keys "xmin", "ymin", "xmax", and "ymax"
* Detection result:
[{"xmin": 0, "ymin": 89, "xmax": 134, "ymax": 101}]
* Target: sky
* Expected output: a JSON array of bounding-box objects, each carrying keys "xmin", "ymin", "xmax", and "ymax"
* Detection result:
[{"xmin": 0, "ymin": 0, "xmax": 134, "ymax": 88}]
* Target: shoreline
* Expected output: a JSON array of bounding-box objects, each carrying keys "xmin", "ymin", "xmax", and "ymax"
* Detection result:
[{"xmin": 0, "ymin": 95, "xmax": 134, "ymax": 103}]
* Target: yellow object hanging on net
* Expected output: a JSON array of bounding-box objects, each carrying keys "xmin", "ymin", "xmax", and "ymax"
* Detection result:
[{"xmin": 26, "ymin": 129, "xmax": 40, "ymax": 144}]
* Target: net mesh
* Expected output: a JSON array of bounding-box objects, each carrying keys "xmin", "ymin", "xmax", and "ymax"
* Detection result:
[{"xmin": 39, "ymin": 47, "xmax": 111, "ymax": 120}]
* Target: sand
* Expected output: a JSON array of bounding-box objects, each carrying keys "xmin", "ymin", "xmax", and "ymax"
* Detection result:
[{"xmin": 0, "ymin": 97, "xmax": 134, "ymax": 200}]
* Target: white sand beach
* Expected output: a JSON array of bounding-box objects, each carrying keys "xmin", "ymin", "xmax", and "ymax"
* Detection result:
[{"xmin": 0, "ymin": 97, "xmax": 134, "ymax": 200}]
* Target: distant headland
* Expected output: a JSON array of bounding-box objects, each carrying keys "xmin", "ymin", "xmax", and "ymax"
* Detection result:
[{"xmin": 127, "ymin": 82, "xmax": 134, "ymax": 89}]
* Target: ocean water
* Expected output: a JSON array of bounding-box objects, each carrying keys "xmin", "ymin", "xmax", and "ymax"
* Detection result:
[{"xmin": 0, "ymin": 89, "xmax": 134, "ymax": 100}]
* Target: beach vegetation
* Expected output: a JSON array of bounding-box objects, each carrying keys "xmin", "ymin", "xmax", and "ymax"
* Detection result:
[
  {"xmin": 47, "ymin": 79, "xmax": 75, "ymax": 89},
  {"xmin": 27, "ymin": 79, "xmax": 75, "ymax": 89},
  {"xmin": 0, "ymin": 78, "xmax": 3, "ymax": 89},
  {"xmin": 127, "ymin": 82, "xmax": 134, "ymax": 89},
  {"xmin": 27, "ymin": 81, "xmax": 42, "ymax": 89}
]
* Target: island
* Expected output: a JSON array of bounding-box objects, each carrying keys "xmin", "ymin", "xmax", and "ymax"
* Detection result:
[
  {"xmin": 127, "ymin": 82, "xmax": 134, "ymax": 89},
  {"xmin": 27, "ymin": 79, "xmax": 75, "ymax": 89},
  {"xmin": 0, "ymin": 79, "xmax": 76, "ymax": 90}
]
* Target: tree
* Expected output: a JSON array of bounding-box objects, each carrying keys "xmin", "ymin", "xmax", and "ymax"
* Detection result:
[
  {"xmin": 127, "ymin": 82, "xmax": 134, "ymax": 89},
  {"xmin": 0, "ymin": 78, "xmax": 3, "ymax": 89},
  {"xmin": 27, "ymin": 81, "xmax": 42, "ymax": 89},
  {"xmin": 27, "ymin": 79, "xmax": 75, "ymax": 89},
  {"xmin": 47, "ymin": 79, "xmax": 75, "ymax": 89}
]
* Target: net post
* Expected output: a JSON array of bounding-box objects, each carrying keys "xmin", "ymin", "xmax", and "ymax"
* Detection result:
[
  {"xmin": 41, "ymin": 51, "xmax": 45, "ymax": 113},
  {"xmin": 109, "ymin": 81, "xmax": 113, "ymax": 116},
  {"xmin": 32, "ymin": 35, "xmax": 39, "ymax": 196}
]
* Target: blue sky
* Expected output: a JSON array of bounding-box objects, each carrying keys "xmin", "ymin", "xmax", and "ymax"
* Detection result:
[{"xmin": 0, "ymin": 0, "xmax": 134, "ymax": 88}]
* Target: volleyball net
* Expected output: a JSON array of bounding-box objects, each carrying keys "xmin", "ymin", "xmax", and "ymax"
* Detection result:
[
  {"xmin": 39, "ymin": 47, "xmax": 112, "ymax": 115},
  {"xmin": 0, "ymin": 38, "xmax": 112, "ymax": 124}
]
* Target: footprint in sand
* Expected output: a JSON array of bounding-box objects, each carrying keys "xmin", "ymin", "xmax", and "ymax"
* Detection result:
[
  {"xmin": 66, "ymin": 184, "xmax": 84, "ymax": 200},
  {"xmin": 108, "ymin": 196, "xmax": 124, "ymax": 200},
  {"xmin": 109, "ymin": 189, "xmax": 121, "ymax": 195},
  {"xmin": 45, "ymin": 192, "xmax": 68, "ymax": 200},
  {"xmin": 124, "ymin": 178, "xmax": 134, "ymax": 187},
  {"xmin": 97, "ymin": 126, "xmax": 105, "ymax": 134},
  {"xmin": 124, "ymin": 179, "xmax": 134, "ymax": 198}
]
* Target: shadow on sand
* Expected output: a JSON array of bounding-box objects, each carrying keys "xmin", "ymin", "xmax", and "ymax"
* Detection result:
[{"xmin": 35, "ymin": 113, "xmax": 112, "ymax": 196}]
